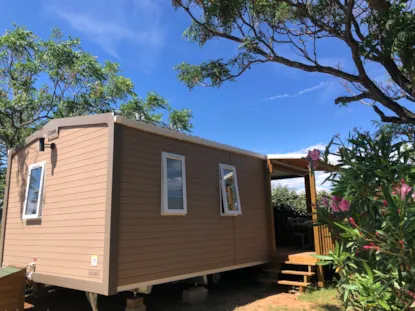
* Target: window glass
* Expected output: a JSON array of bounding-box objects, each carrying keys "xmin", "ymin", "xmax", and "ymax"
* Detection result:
[
  {"xmin": 167, "ymin": 158, "xmax": 184, "ymax": 210},
  {"xmin": 23, "ymin": 162, "xmax": 45, "ymax": 219},
  {"xmin": 219, "ymin": 164, "xmax": 242, "ymax": 215},
  {"xmin": 223, "ymin": 168, "xmax": 239, "ymax": 212},
  {"xmin": 161, "ymin": 152, "xmax": 187, "ymax": 215}
]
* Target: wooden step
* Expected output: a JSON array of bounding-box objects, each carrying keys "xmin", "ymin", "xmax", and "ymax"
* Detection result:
[
  {"xmin": 280, "ymin": 270, "xmax": 315, "ymax": 276},
  {"xmin": 283, "ymin": 261, "xmax": 316, "ymax": 266},
  {"xmin": 277, "ymin": 280, "xmax": 310, "ymax": 287},
  {"xmin": 259, "ymin": 278, "xmax": 278, "ymax": 284},
  {"xmin": 264, "ymin": 269, "xmax": 315, "ymax": 276}
]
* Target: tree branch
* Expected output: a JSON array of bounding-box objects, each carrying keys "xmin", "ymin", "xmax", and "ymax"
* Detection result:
[
  {"xmin": 373, "ymin": 105, "xmax": 415, "ymax": 124},
  {"xmin": 335, "ymin": 92, "xmax": 373, "ymax": 105},
  {"xmin": 179, "ymin": 2, "xmax": 362, "ymax": 83}
]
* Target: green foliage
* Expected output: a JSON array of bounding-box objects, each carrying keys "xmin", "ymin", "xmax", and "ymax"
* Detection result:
[
  {"xmin": 272, "ymin": 184, "xmax": 330, "ymax": 216},
  {"xmin": 173, "ymin": 0, "xmax": 415, "ymax": 123},
  {"xmin": 316, "ymin": 131, "xmax": 415, "ymax": 310},
  {"xmin": 0, "ymin": 25, "xmax": 193, "ymax": 207},
  {"xmin": 272, "ymin": 185, "xmax": 307, "ymax": 216}
]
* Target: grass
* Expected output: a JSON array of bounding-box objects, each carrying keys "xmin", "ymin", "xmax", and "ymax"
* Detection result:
[
  {"xmin": 298, "ymin": 288, "xmax": 343, "ymax": 311},
  {"xmin": 266, "ymin": 288, "xmax": 344, "ymax": 311}
]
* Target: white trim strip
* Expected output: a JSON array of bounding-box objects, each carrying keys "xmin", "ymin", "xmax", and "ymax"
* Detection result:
[
  {"xmin": 22, "ymin": 161, "xmax": 46, "ymax": 220},
  {"xmin": 114, "ymin": 116, "xmax": 266, "ymax": 160},
  {"xmin": 117, "ymin": 261, "xmax": 267, "ymax": 292}
]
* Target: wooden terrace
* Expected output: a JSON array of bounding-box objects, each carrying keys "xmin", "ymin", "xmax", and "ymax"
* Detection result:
[{"xmin": 265, "ymin": 156, "xmax": 337, "ymax": 291}]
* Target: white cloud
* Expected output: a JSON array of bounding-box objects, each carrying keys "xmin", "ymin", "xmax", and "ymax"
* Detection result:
[
  {"xmin": 316, "ymin": 79, "xmax": 342, "ymax": 105},
  {"xmin": 45, "ymin": 0, "xmax": 165, "ymax": 69},
  {"xmin": 265, "ymin": 82, "xmax": 328, "ymax": 101},
  {"xmin": 269, "ymin": 143, "xmax": 339, "ymax": 192}
]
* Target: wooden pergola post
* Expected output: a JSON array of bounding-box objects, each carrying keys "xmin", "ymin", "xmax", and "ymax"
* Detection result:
[{"xmin": 305, "ymin": 169, "xmax": 325, "ymax": 288}]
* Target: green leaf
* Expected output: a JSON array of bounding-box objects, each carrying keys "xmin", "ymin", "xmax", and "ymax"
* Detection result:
[
  {"xmin": 342, "ymin": 284, "xmax": 359, "ymax": 290},
  {"xmin": 362, "ymin": 260, "xmax": 374, "ymax": 283},
  {"xmin": 375, "ymin": 170, "xmax": 389, "ymax": 177},
  {"xmin": 313, "ymin": 255, "xmax": 334, "ymax": 261},
  {"xmin": 378, "ymin": 300, "xmax": 391, "ymax": 310}
]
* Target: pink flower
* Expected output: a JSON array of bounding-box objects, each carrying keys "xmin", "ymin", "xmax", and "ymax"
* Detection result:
[
  {"xmin": 406, "ymin": 290, "xmax": 415, "ymax": 298},
  {"xmin": 399, "ymin": 240, "xmax": 405, "ymax": 245},
  {"xmin": 332, "ymin": 195, "xmax": 342, "ymax": 202},
  {"xmin": 401, "ymin": 179, "xmax": 413, "ymax": 201},
  {"xmin": 363, "ymin": 242, "xmax": 380, "ymax": 251},
  {"xmin": 322, "ymin": 197, "xmax": 329, "ymax": 207},
  {"xmin": 307, "ymin": 149, "xmax": 320, "ymax": 161},
  {"xmin": 412, "ymin": 193, "xmax": 415, "ymax": 200},
  {"xmin": 349, "ymin": 217, "xmax": 358, "ymax": 228},
  {"xmin": 383, "ymin": 200, "xmax": 388, "ymax": 207},
  {"xmin": 339, "ymin": 198, "xmax": 351, "ymax": 212},
  {"xmin": 330, "ymin": 201, "xmax": 340, "ymax": 213},
  {"xmin": 398, "ymin": 209, "xmax": 401, "ymax": 214}
]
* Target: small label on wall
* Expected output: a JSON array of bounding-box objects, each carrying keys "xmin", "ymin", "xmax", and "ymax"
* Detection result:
[
  {"xmin": 47, "ymin": 128, "xmax": 59, "ymax": 141},
  {"xmin": 91, "ymin": 255, "xmax": 98, "ymax": 267},
  {"xmin": 88, "ymin": 271, "xmax": 100, "ymax": 277}
]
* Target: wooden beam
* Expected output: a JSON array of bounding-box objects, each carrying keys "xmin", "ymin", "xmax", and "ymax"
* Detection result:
[
  {"xmin": 267, "ymin": 159, "xmax": 273, "ymax": 174},
  {"xmin": 307, "ymin": 167, "xmax": 324, "ymax": 288},
  {"xmin": 271, "ymin": 160, "xmax": 308, "ymax": 176},
  {"xmin": 271, "ymin": 175, "xmax": 304, "ymax": 181}
]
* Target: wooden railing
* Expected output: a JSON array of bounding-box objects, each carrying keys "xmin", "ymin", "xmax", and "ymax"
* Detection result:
[
  {"xmin": 305, "ymin": 170, "xmax": 335, "ymax": 256},
  {"xmin": 314, "ymin": 224, "xmax": 335, "ymax": 255}
]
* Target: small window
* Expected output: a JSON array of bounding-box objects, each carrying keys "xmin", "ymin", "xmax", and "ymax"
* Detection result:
[
  {"xmin": 22, "ymin": 161, "xmax": 46, "ymax": 220},
  {"xmin": 161, "ymin": 152, "xmax": 187, "ymax": 215},
  {"xmin": 219, "ymin": 164, "xmax": 242, "ymax": 215}
]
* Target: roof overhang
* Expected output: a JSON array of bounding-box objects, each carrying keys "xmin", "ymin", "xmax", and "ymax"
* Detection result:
[{"xmin": 267, "ymin": 156, "xmax": 337, "ymax": 180}]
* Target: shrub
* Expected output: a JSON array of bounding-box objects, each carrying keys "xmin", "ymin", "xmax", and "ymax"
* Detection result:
[
  {"xmin": 272, "ymin": 185, "xmax": 330, "ymax": 216},
  {"xmin": 272, "ymin": 185, "xmax": 307, "ymax": 216},
  {"xmin": 315, "ymin": 130, "xmax": 415, "ymax": 310}
]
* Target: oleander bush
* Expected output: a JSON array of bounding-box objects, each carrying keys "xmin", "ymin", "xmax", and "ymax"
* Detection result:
[{"xmin": 313, "ymin": 131, "xmax": 415, "ymax": 310}]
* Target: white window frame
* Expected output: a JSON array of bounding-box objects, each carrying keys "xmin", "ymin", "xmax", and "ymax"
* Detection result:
[
  {"xmin": 161, "ymin": 152, "xmax": 187, "ymax": 215},
  {"xmin": 22, "ymin": 161, "xmax": 46, "ymax": 220},
  {"xmin": 219, "ymin": 163, "xmax": 242, "ymax": 216}
]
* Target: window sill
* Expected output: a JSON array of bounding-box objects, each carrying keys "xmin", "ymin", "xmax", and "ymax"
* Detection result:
[{"xmin": 161, "ymin": 211, "xmax": 187, "ymax": 216}]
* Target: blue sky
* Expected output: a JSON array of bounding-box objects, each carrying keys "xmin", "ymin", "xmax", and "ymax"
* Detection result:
[{"xmin": 3, "ymin": 0, "xmax": 380, "ymax": 160}]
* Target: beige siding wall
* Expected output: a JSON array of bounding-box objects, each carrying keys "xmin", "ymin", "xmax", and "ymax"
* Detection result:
[
  {"xmin": 3, "ymin": 125, "xmax": 108, "ymax": 283},
  {"xmin": 117, "ymin": 126, "xmax": 271, "ymax": 287}
]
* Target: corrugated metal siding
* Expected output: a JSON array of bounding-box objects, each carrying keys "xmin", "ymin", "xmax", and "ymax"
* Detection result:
[
  {"xmin": 3, "ymin": 125, "xmax": 108, "ymax": 283},
  {"xmin": 117, "ymin": 126, "xmax": 271, "ymax": 287}
]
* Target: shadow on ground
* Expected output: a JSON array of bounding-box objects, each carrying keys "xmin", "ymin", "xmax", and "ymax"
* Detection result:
[
  {"xmin": 318, "ymin": 305, "xmax": 343, "ymax": 311},
  {"xmin": 26, "ymin": 268, "xmax": 336, "ymax": 311}
]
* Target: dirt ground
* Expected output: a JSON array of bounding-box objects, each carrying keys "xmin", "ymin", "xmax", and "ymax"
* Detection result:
[{"xmin": 24, "ymin": 270, "xmax": 342, "ymax": 311}]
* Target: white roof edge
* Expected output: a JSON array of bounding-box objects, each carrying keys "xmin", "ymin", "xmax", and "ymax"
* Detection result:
[
  {"xmin": 114, "ymin": 115, "xmax": 267, "ymax": 160},
  {"xmin": 267, "ymin": 154, "xmax": 306, "ymax": 160}
]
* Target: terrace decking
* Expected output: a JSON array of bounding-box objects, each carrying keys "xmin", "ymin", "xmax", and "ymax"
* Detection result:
[{"xmin": 274, "ymin": 248, "xmax": 318, "ymax": 265}]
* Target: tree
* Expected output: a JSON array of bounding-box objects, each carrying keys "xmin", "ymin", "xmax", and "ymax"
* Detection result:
[
  {"xmin": 172, "ymin": 0, "xmax": 415, "ymax": 124},
  {"xmin": 0, "ymin": 25, "xmax": 193, "ymax": 206}
]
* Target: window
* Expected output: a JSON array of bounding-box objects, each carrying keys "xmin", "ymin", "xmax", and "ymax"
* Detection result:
[
  {"xmin": 22, "ymin": 161, "xmax": 46, "ymax": 219},
  {"xmin": 161, "ymin": 152, "xmax": 187, "ymax": 215},
  {"xmin": 219, "ymin": 164, "xmax": 242, "ymax": 215}
]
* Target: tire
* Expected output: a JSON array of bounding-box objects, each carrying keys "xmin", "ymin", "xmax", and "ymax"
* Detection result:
[{"xmin": 207, "ymin": 273, "xmax": 221, "ymax": 287}]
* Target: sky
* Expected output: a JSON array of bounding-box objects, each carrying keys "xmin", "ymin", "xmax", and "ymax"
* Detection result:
[{"xmin": 2, "ymin": 0, "xmax": 382, "ymax": 190}]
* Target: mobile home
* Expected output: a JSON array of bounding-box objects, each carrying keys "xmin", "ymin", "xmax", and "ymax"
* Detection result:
[{"xmin": 0, "ymin": 113, "xmax": 335, "ymax": 301}]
